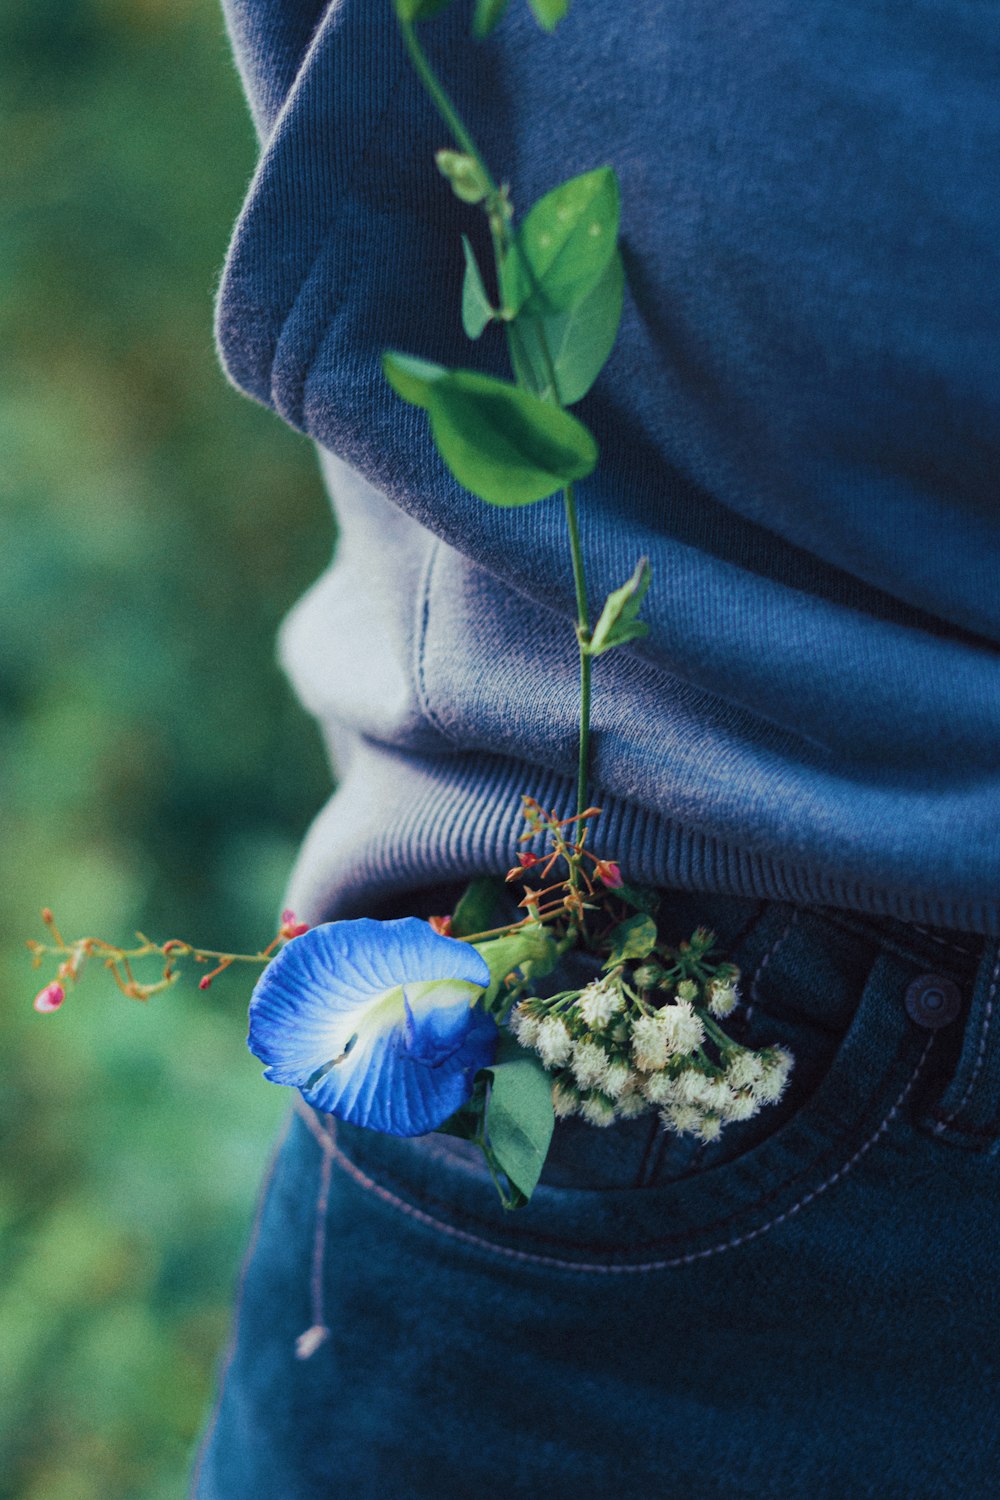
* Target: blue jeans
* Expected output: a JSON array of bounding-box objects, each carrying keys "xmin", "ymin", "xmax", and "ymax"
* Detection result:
[{"xmin": 191, "ymin": 889, "xmax": 1000, "ymax": 1498}]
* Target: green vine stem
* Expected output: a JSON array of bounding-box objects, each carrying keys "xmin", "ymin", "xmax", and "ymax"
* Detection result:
[{"xmin": 399, "ymin": 16, "xmax": 594, "ymax": 828}]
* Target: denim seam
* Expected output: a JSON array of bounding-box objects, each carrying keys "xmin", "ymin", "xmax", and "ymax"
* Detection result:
[
  {"xmin": 188, "ymin": 1108, "xmax": 294, "ymax": 1498},
  {"xmin": 311, "ymin": 1028, "xmax": 916, "ymax": 1254},
  {"xmin": 807, "ymin": 907, "xmax": 982, "ymax": 980},
  {"xmin": 908, "ymin": 923, "xmax": 980, "ymax": 959},
  {"xmin": 743, "ymin": 907, "xmax": 800, "ymax": 1025},
  {"xmin": 301, "ymin": 1039, "xmax": 932, "ymax": 1274},
  {"xmin": 931, "ymin": 946, "xmax": 1000, "ymax": 1136}
]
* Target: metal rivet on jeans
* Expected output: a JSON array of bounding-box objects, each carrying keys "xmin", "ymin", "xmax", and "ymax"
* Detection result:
[{"xmin": 904, "ymin": 974, "xmax": 963, "ymax": 1030}]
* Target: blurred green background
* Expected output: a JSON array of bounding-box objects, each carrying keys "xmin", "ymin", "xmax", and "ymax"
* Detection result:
[{"xmin": 1, "ymin": 1, "xmax": 334, "ymax": 1495}]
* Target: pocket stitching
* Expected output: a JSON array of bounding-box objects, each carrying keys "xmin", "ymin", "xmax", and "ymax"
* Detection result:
[
  {"xmin": 304, "ymin": 1036, "xmax": 933, "ymax": 1275},
  {"xmin": 930, "ymin": 946, "xmax": 1000, "ymax": 1136}
]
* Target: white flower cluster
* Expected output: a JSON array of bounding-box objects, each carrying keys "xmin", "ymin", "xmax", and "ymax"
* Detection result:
[{"xmin": 510, "ymin": 969, "xmax": 792, "ymax": 1146}]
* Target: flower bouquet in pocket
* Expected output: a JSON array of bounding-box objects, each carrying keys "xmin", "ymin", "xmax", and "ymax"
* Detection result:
[{"xmin": 28, "ymin": 0, "xmax": 792, "ymax": 1215}]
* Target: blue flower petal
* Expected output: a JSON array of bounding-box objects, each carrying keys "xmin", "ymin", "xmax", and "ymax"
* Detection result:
[{"xmin": 248, "ymin": 917, "xmax": 496, "ymax": 1136}]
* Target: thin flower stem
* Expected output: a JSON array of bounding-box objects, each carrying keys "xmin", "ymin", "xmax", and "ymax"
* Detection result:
[
  {"xmin": 563, "ymin": 482, "xmax": 591, "ymax": 821},
  {"xmin": 398, "ymin": 22, "xmax": 499, "ymax": 203},
  {"xmin": 397, "ymin": 17, "xmax": 595, "ymax": 844}
]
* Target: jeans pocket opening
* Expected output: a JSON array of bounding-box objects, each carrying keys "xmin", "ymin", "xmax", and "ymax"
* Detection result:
[{"xmin": 325, "ymin": 946, "xmax": 936, "ymax": 1270}]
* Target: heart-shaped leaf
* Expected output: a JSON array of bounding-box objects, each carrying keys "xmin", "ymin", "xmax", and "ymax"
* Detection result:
[
  {"xmin": 428, "ymin": 369, "xmax": 598, "ymax": 504},
  {"xmin": 507, "ymin": 248, "xmax": 624, "ymax": 404},
  {"xmin": 483, "ymin": 1037, "xmax": 555, "ymax": 1202},
  {"xmin": 503, "ymin": 167, "xmax": 619, "ymax": 318},
  {"xmin": 382, "ymin": 350, "xmax": 447, "ymax": 409},
  {"xmin": 603, "ymin": 913, "xmax": 659, "ymax": 968}
]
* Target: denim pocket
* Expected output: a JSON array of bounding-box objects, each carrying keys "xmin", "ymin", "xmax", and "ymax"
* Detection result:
[{"xmin": 326, "ymin": 902, "xmax": 949, "ymax": 1271}]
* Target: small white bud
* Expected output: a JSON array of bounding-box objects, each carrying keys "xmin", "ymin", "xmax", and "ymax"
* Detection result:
[
  {"xmin": 707, "ymin": 979, "xmax": 740, "ymax": 1017},
  {"xmin": 510, "ymin": 1004, "xmax": 540, "ymax": 1048},
  {"xmin": 536, "ymin": 1015, "xmax": 573, "ymax": 1068},
  {"xmin": 602, "ymin": 1058, "xmax": 632, "ymax": 1100},
  {"xmin": 631, "ymin": 1013, "xmax": 670, "ymax": 1071},
  {"xmin": 696, "ymin": 1113, "xmax": 723, "ymax": 1143},
  {"xmin": 552, "ymin": 1077, "xmax": 581, "ymax": 1118},
  {"xmin": 641, "ymin": 1070, "xmax": 680, "ymax": 1105},
  {"xmin": 722, "ymin": 1089, "xmax": 759, "ymax": 1122},
  {"xmin": 661, "ymin": 1102, "xmax": 702, "ymax": 1136},
  {"xmin": 658, "ymin": 1000, "xmax": 705, "ymax": 1056},
  {"xmin": 725, "ymin": 1051, "xmax": 765, "ymax": 1090},
  {"xmin": 672, "ymin": 1068, "xmax": 713, "ymax": 1105},
  {"xmin": 576, "ymin": 977, "xmax": 624, "ymax": 1030},
  {"xmin": 676, "ymin": 979, "xmax": 699, "ymax": 1002},
  {"xmin": 753, "ymin": 1047, "xmax": 793, "ymax": 1103},
  {"xmin": 580, "ymin": 1092, "xmax": 617, "ymax": 1127},
  {"xmin": 617, "ymin": 1089, "xmax": 651, "ymax": 1119},
  {"xmin": 700, "ymin": 1076, "xmax": 734, "ymax": 1113},
  {"xmin": 572, "ymin": 1039, "xmax": 609, "ymax": 1091}
]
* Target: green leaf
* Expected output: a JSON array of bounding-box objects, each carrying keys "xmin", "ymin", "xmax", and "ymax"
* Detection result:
[
  {"xmin": 483, "ymin": 1039, "xmax": 555, "ymax": 1202},
  {"xmin": 527, "ymin": 0, "xmax": 569, "ymax": 31},
  {"xmin": 451, "ymin": 876, "xmax": 505, "ymax": 938},
  {"xmin": 616, "ymin": 882, "xmax": 661, "ymax": 916},
  {"xmin": 381, "ymin": 350, "xmax": 447, "ymax": 409},
  {"xmin": 427, "ymin": 369, "xmax": 598, "ymax": 505},
  {"xmin": 473, "ymin": 0, "xmax": 510, "ymax": 37},
  {"xmin": 503, "ymin": 167, "xmax": 619, "ymax": 318},
  {"xmin": 394, "ymin": 0, "xmax": 455, "ymax": 21},
  {"xmin": 507, "ymin": 248, "xmax": 624, "ymax": 404},
  {"xmin": 603, "ymin": 913, "xmax": 659, "ymax": 968},
  {"xmin": 586, "ymin": 557, "xmax": 652, "ymax": 656},
  {"xmin": 474, "ymin": 923, "xmax": 560, "ymax": 1010},
  {"xmin": 461, "ymin": 235, "xmax": 495, "ymax": 339}
]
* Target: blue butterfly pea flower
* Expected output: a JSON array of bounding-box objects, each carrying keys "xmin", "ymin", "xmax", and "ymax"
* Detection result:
[{"xmin": 247, "ymin": 917, "xmax": 496, "ymax": 1136}]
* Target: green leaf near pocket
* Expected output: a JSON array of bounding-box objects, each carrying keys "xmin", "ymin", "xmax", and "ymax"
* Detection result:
[
  {"xmin": 527, "ymin": 0, "xmax": 569, "ymax": 32},
  {"xmin": 503, "ymin": 167, "xmax": 620, "ymax": 318},
  {"xmin": 586, "ymin": 557, "xmax": 652, "ymax": 656},
  {"xmin": 603, "ymin": 913, "xmax": 659, "ymax": 968},
  {"xmin": 461, "ymin": 235, "xmax": 495, "ymax": 339},
  {"xmin": 616, "ymin": 881, "xmax": 661, "ymax": 916},
  {"xmin": 451, "ymin": 876, "xmax": 505, "ymax": 938},
  {"xmin": 507, "ymin": 248, "xmax": 624, "ymax": 404},
  {"xmin": 483, "ymin": 1038, "xmax": 555, "ymax": 1203},
  {"xmin": 428, "ymin": 370, "xmax": 598, "ymax": 504},
  {"xmin": 473, "ymin": 0, "xmax": 510, "ymax": 37},
  {"xmin": 474, "ymin": 923, "xmax": 561, "ymax": 1011}
]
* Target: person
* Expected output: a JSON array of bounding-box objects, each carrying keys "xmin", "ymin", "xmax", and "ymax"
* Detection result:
[{"xmin": 191, "ymin": 2, "xmax": 1000, "ymax": 1494}]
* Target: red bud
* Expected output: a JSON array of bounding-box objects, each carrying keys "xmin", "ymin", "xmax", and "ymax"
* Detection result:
[{"xmin": 33, "ymin": 982, "xmax": 65, "ymax": 1014}]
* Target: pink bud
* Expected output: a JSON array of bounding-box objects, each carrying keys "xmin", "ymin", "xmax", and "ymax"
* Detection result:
[
  {"xmin": 595, "ymin": 859, "xmax": 624, "ymax": 890},
  {"xmin": 198, "ymin": 975, "xmax": 213, "ymax": 991},
  {"xmin": 428, "ymin": 915, "xmax": 453, "ymax": 936},
  {"xmin": 33, "ymin": 982, "xmax": 65, "ymax": 1014}
]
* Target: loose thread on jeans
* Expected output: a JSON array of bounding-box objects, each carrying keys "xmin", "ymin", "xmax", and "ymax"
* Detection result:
[{"xmin": 295, "ymin": 1115, "xmax": 335, "ymax": 1360}]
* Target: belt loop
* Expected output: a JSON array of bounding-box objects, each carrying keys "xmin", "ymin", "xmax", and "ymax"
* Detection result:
[{"xmin": 921, "ymin": 936, "xmax": 1000, "ymax": 1152}]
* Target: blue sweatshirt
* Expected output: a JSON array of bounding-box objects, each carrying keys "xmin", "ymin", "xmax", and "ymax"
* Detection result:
[{"xmin": 217, "ymin": 0, "xmax": 1000, "ymax": 935}]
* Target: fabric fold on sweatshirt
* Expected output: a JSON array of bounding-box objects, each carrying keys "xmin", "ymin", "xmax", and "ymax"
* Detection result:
[{"xmin": 218, "ymin": 0, "xmax": 1000, "ymax": 933}]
